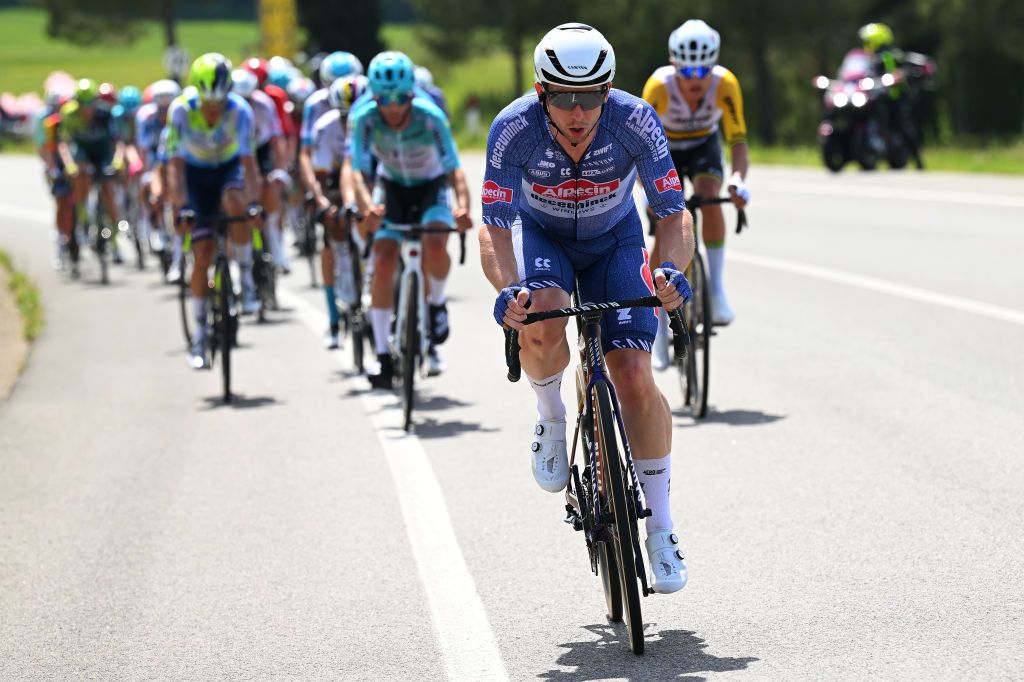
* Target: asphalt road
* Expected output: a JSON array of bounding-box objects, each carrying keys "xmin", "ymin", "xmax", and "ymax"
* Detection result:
[{"xmin": 1, "ymin": 152, "xmax": 1022, "ymax": 680}]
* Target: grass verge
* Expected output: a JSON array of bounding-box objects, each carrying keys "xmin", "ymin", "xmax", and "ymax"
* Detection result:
[{"xmin": 0, "ymin": 250, "xmax": 44, "ymax": 341}]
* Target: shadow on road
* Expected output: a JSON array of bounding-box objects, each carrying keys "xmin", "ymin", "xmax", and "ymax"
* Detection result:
[
  {"xmin": 414, "ymin": 394, "xmax": 472, "ymax": 411},
  {"xmin": 413, "ymin": 416, "xmax": 497, "ymax": 439},
  {"xmin": 674, "ymin": 407, "xmax": 785, "ymax": 427},
  {"xmin": 538, "ymin": 623, "xmax": 758, "ymax": 681},
  {"xmin": 200, "ymin": 394, "xmax": 282, "ymax": 410}
]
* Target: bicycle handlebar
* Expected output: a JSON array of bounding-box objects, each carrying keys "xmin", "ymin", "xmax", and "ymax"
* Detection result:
[
  {"xmin": 503, "ymin": 296, "xmax": 690, "ymax": 383},
  {"xmin": 174, "ymin": 211, "xmax": 254, "ymax": 227},
  {"xmin": 362, "ymin": 224, "xmax": 467, "ymax": 264},
  {"xmin": 684, "ymin": 195, "xmax": 748, "ymax": 234}
]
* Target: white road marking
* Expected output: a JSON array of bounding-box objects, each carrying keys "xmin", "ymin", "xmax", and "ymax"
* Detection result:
[
  {"xmin": 277, "ymin": 288, "xmax": 509, "ymax": 681},
  {"xmin": 0, "ymin": 203, "xmax": 52, "ymax": 224},
  {"xmin": 728, "ymin": 250, "xmax": 1024, "ymax": 326},
  {"xmin": 757, "ymin": 180, "xmax": 1024, "ymax": 208}
]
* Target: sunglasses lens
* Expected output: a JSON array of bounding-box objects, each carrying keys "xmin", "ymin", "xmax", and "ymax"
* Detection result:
[
  {"xmin": 377, "ymin": 93, "xmax": 412, "ymax": 106},
  {"xmin": 548, "ymin": 90, "xmax": 604, "ymax": 111},
  {"xmin": 680, "ymin": 66, "xmax": 711, "ymax": 79}
]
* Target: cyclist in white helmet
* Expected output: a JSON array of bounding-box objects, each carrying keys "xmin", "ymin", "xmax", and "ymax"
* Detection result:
[
  {"xmin": 481, "ymin": 23, "xmax": 694, "ymax": 593},
  {"xmin": 642, "ymin": 19, "xmax": 749, "ymax": 343}
]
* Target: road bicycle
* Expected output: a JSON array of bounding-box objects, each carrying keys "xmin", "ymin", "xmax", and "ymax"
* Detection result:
[
  {"xmin": 652, "ymin": 195, "xmax": 747, "ymax": 418},
  {"xmin": 369, "ymin": 224, "xmax": 465, "ymax": 432},
  {"xmin": 504, "ymin": 294, "xmax": 689, "ymax": 654},
  {"xmin": 176, "ymin": 211, "xmax": 255, "ymax": 403}
]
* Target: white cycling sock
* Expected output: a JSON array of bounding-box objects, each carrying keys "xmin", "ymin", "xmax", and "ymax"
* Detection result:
[
  {"xmin": 706, "ymin": 245, "xmax": 726, "ymax": 298},
  {"xmin": 428, "ymin": 275, "xmax": 447, "ymax": 305},
  {"xmin": 191, "ymin": 296, "xmax": 208, "ymax": 339},
  {"xmin": 266, "ymin": 210, "xmax": 285, "ymax": 264},
  {"xmin": 172, "ymin": 234, "xmax": 183, "ymax": 263},
  {"xmin": 526, "ymin": 371, "xmax": 566, "ymax": 421},
  {"xmin": 236, "ymin": 242, "xmax": 255, "ymax": 290},
  {"xmin": 371, "ymin": 307, "xmax": 391, "ymax": 355},
  {"xmin": 637, "ymin": 454, "xmax": 673, "ymax": 533}
]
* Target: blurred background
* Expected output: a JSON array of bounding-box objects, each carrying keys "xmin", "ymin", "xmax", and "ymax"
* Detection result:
[{"xmin": 0, "ymin": 0, "xmax": 1021, "ymax": 170}]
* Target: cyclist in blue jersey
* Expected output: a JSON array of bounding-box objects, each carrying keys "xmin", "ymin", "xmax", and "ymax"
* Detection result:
[
  {"xmin": 165, "ymin": 53, "xmax": 261, "ymax": 369},
  {"xmin": 347, "ymin": 51, "xmax": 473, "ymax": 388},
  {"xmin": 480, "ymin": 24, "xmax": 696, "ymax": 594}
]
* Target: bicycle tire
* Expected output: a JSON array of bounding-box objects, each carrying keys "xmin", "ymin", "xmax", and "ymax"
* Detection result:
[
  {"xmin": 678, "ymin": 252, "xmax": 711, "ymax": 418},
  {"xmin": 593, "ymin": 382, "xmax": 644, "ymax": 654},
  {"xmin": 304, "ymin": 207, "xmax": 318, "ymax": 289},
  {"xmin": 352, "ymin": 312, "xmax": 366, "ymax": 374},
  {"xmin": 217, "ymin": 259, "xmax": 233, "ymax": 403},
  {"xmin": 401, "ymin": 273, "xmax": 418, "ymax": 432},
  {"xmin": 178, "ymin": 254, "xmax": 192, "ymax": 349},
  {"xmin": 94, "ymin": 205, "xmax": 109, "ymax": 285}
]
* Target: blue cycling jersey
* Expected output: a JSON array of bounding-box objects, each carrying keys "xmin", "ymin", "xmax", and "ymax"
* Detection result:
[
  {"xmin": 348, "ymin": 95, "xmax": 460, "ymax": 187},
  {"xmin": 481, "ymin": 89, "xmax": 685, "ymax": 241}
]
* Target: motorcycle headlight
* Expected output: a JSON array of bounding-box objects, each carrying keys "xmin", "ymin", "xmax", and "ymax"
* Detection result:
[
  {"xmin": 833, "ymin": 92, "xmax": 849, "ymax": 108},
  {"xmin": 851, "ymin": 91, "xmax": 868, "ymax": 108}
]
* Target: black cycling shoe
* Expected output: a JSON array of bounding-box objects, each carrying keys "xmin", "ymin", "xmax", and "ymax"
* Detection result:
[
  {"xmin": 429, "ymin": 302, "xmax": 449, "ymax": 345},
  {"xmin": 368, "ymin": 353, "xmax": 394, "ymax": 389}
]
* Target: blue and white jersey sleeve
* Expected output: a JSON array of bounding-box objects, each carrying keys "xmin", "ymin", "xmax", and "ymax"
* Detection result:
[
  {"xmin": 347, "ymin": 100, "xmax": 376, "ymax": 177},
  {"xmin": 610, "ymin": 96, "xmax": 685, "ymax": 220},
  {"xmin": 480, "ymin": 95, "xmax": 537, "ymax": 229},
  {"xmin": 310, "ymin": 109, "xmax": 346, "ymax": 173},
  {"xmin": 300, "ymin": 89, "xmax": 330, "ymax": 148}
]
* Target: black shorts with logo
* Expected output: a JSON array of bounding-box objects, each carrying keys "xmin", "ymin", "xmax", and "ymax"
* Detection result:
[{"xmin": 669, "ymin": 134, "xmax": 724, "ymax": 184}]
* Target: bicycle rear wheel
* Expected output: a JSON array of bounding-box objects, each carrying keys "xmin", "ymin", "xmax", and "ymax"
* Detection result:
[
  {"xmin": 679, "ymin": 252, "xmax": 711, "ymax": 418},
  {"xmin": 593, "ymin": 382, "xmax": 644, "ymax": 654},
  {"xmin": 216, "ymin": 259, "xmax": 233, "ymax": 403},
  {"xmin": 401, "ymin": 274, "xmax": 419, "ymax": 432}
]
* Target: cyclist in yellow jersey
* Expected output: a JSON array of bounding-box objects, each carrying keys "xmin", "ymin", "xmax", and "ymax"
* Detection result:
[{"xmin": 642, "ymin": 19, "xmax": 749, "ymax": 339}]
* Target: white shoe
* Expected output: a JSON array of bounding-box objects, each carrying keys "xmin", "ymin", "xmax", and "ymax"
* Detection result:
[
  {"xmin": 324, "ymin": 329, "xmax": 340, "ymax": 350},
  {"xmin": 711, "ymin": 293, "xmax": 735, "ymax": 326},
  {"xmin": 188, "ymin": 336, "xmax": 209, "ymax": 370},
  {"xmin": 531, "ymin": 418, "xmax": 569, "ymax": 492},
  {"xmin": 652, "ymin": 314, "xmax": 671, "ymax": 371},
  {"xmin": 166, "ymin": 263, "xmax": 182, "ymax": 284},
  {"xmin": 425, "ymin": 347, "xmax": 443, "ymax": 377},
  {"xmin": 645, "ymin": 530, "xmax": 688, "ymax": 594}
]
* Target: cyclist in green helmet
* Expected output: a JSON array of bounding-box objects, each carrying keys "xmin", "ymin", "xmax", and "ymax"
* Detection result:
[{"xmin": 165, "ymin": 53, "xmax": 261, "ymax": 369}]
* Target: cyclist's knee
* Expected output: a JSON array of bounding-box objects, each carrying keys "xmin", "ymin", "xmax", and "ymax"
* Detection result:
[
  {"xmin": 522, "ymin": 317, "xmax": 569, "ymax": 353},
  {"xmin": 606, "ymin": 351, "xmax": 657, "ymax": 405},
  {"xmin": 222, "ymin": 189, "xmax": 246, "ymax": 215},
  {"xmin": 373, "ymin": 241, "xmax": 399, "ymax": 276}
]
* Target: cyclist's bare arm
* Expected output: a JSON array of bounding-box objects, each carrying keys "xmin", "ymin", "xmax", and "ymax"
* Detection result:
[
  {"xmin": 241, "ymin": 156, "xmax": 260, "ymax": 204},
  {"xmin": 447, "ymin": 168, "xmax": 473, "ymax": 231},
  {"xmin": 167, "ymin": 157, "xmax": 187, "ymax": 207},
  {"xmin": 479, "ymin": 225, "xmax": 520, "ymax": 292},
  {"xmin": 111, "ymin": 140, "xmax": 126, "ymax": 168},
  {"xmin": 340, "ymin": 160, "xmax": 356, "ymax": 209},
  {"xmin": 653, "ymin": 210, "xmax": 695, "ymax": 272},
  {"xmin": 271, "ymin": 136, "xmax": 287, "ymax": 172},
  {"xmin": 730, "ymin": 142, "xmax": 749, "ymax": 181},
  {"xmin": 298, "ymin": 146, "xmax": 318, "ymax": 192},
  {"xmin": 57, "ymin": 141, "xmax": 76, "ymax": 171}
]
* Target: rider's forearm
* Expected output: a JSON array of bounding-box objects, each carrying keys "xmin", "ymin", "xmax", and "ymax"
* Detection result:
[
  {"xmin": 730, "ymin": 142, "xmax": 749, "ymax": 180},
  {"xmin": 449, "ymin": 168, "xmax": 471, "ymax": 211},
  {"xmin": 57, "ymin": 142, "xmax": 74, "ymax": 169},
  {"xmin": 655, "ymin": 210, "xmax": 695, "ymax": 271},
  {"xmin": 242, "ymin": 156, "xmax": 260, "ymax": 204},
  {"xmin": 271, "ymin": 137, "xmax": 287, "ymax": 170},
  {"xmin": 298, "ymin": 147, "xmax": 317, "ymax": 192},
  {"xmin": 479, "ymin": 225, "xmax": 521, "ymax": 291},
  {"xmin": 168, "ymin": 158, "xmax": 185, "ymax": 206},
  {"xmin": 340, "ymin": 161, "xmax": 356, "ymax": 208},
  {"xmin": 353, "ymin": 168, "xmax": 373, "ymax": 211}
]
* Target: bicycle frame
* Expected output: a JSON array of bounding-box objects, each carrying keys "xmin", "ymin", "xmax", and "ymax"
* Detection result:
[{"xmin": 392, "ymin": 233, "xmax": 430, "ymax": 370}]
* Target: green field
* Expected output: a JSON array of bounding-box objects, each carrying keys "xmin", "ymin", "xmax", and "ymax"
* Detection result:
[{"xmin": 0, "ymin": 8, "xmax": 260, "ymax": 95}]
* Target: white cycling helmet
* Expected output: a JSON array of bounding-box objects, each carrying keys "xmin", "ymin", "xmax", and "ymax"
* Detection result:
[
  {"xmin": 414, "ymin": 66, "xmax": 434, "ymax": 89},
  {"xmin": 230, "ymin": 69, "xmax": 258, "ymax": 98},
  {"xmin": 534, "ymin": 23, "xmax": 615, "ymax": 88},
  {"xmin": 668, "ymin": 20, "xmax": 721, "ymax": 68},
  {"xmin": 287, "ymin": 76, "xmax": 316, "ymax": 104},
  {"xmin": 150, "ymin": 79, "xmax": 181, "ymax": 107}
]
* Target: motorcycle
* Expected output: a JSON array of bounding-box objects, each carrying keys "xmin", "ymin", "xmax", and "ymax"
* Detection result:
[
  {"xmin": 814, "ymin": 49, "xmax": 892, "ymax": 172},
  {"xmin": 815, "ymin": 49, "xmax": 936, "ymax": 173}
]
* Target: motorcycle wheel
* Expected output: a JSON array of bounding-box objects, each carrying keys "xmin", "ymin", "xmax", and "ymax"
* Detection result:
[{"xmin": 822, "ymin": 137, "xmax": 846, "ymax": 173}]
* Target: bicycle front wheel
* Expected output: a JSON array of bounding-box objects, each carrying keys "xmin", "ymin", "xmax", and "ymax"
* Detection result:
[
  {"xmin": 178, "ymin": 252, "xmax": 193, "ymax": 350},
  {"xmin": 593, "ymin": 382, "xmax": 644, "ymax": 654},
  {"xmin": 401, "ymin": 274, "xmax": 418, "ymax": 432},
  {"xmin": 679, "ymin": 252, "xmax": 711, "ymax": 418},
  {"xmin": 216, "ymin": 259, "xmax": 233, "ymax": 403}
]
